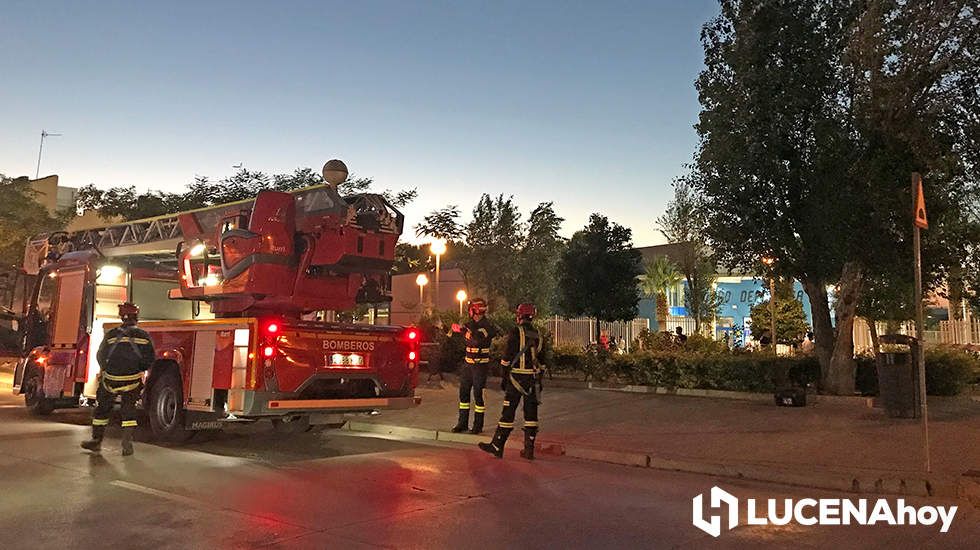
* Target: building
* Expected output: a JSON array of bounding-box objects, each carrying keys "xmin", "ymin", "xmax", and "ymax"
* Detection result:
[
  {"xmin": 390, "ymin": 267, "xmax": 468, "ymax": 325},
  {"xmin": 635, "ymin": 244, "xmax": 814, "ymax": 346}
]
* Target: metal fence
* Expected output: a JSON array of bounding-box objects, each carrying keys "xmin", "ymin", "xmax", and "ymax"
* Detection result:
[{"xmin": 549, "ymin": 317, "xmax": 650, "ymax": 353}]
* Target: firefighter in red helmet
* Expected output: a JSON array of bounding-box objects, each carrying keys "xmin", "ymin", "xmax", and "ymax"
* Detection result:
[
  {"xmin": 480, "ymin": 303, "xmax": 543, "ymax": 459},
  {"xmin": 448, "ymin": 297, "xmax": 499, "ymax": 434},
  {"xmin": 81, "ymin": 302, "xmax": 155, "ymax": 456}
]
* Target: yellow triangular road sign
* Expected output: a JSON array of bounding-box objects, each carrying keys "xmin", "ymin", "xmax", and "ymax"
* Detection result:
[{"xmin": 914, "ymin": 176, "xmax": 928, "ymax": 229}]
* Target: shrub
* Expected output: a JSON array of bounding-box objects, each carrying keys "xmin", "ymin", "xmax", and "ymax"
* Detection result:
[{"xmin": 924, "ymin": 347, "xmax": 978, "ymax": 396}]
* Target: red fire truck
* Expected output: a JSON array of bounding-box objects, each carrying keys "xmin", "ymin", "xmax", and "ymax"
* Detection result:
[{"xmin": 11, "ymin": 160, "xmax": 420, "ymax": 440}]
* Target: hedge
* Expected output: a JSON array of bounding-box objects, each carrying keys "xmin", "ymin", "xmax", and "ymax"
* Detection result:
[{"xmin": 553, "ymin": 345, "xmax": 980, "ymax": 396}]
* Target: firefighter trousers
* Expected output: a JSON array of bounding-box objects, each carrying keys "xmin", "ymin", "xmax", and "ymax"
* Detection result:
[
  {"xmin": 458, "ymin": 363, "xmax": 488, "ymax": 417},
  {"xmin": 91, "ymin": 374, "xmax": 141, "ymax": 439},
  {"xmin": 497, "ymin": 372, "xmax": 538, "ymax": 433}
]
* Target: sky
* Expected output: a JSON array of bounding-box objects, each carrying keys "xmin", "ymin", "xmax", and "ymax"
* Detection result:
[{"xmin": 1, "ymin": 0, "xmax": 719, "ymax": 246}]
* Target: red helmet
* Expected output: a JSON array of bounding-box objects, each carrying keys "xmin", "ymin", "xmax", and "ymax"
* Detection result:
[
  {"xmin": 118, "ymin": 302, "xmax": 139, "ymax": 322},
  {"xmin": 467, "ymin": 298, "xmax": 488, "ymax": 317},
  {"xmin": 516, "ymin": 303, "xmax": 536, "ymax": 321}
]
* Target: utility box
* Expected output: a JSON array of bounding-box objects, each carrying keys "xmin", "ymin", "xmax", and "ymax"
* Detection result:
[{"xmin": 876, "ymin": 334, "xmax": 920, "ymax": 418}]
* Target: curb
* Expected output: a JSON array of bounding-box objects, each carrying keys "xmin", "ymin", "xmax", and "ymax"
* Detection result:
[
  {"xmin": 549, "ymin": 379, "xmax": 878, "ymax": 408},
  {"xmin": 345, "ymin": 421, "xmax": 963, "ymax": 501}
]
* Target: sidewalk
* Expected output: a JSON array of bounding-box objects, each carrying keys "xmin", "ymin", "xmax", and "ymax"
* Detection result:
[{"xmin": 353, "ymin": 375, "xmax": 980, "ymax": 500}]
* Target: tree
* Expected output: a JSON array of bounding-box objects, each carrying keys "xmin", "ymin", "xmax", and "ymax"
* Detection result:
[
  {"xmin": 77, "ymin": 167, "xmax": 416, "ymax": 221},
  {"xmin": 515, "ymin": 202, "xmax": 566, "ymax": 316},
  {"xmin": 640, "ymin": 256, "xmax": 681, "ymax": 330},
  {"xmin": 657, "ymin": 179, "xmax": 717, "ymax": 333},
  {"xmin": 691, "ymin": 0, "xmax": 980, "ymax": 393},
  {"xmin": 749, "ymin": 278, "xmax": 810, "ymax": 346},
  {"xmin": 392, "ymin": 243, "xmax": 435, "ymax": 275},
  {"xmin": 684, "ymin": 258, "xmax": 725, "ymax": 334},
  {"xmin": 558, "ymin": 214, "xmax": 642, "ymax": 342},
  {"xmin": 415, "ymin": 205, "xmax": 464, "ymax": 241},
  {"xmin": 415, "ymin": 199, "xmax": 565, "ymax": 314},
  {"xmin": 0, "ymin": 175, "xmax": 70, "ymax": 268},
  {"xmin": 459, "ymin": 195, "xmax": 524, "ymax": 309}
]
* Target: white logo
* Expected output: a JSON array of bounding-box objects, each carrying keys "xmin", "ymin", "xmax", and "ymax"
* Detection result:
[
  {"xmin": 692, "ymin": 486, "xmax": 739, "ymax": 537},
  {"xmin": 692, "ymin": 486, "xmax": 957, "ymax": 537}
]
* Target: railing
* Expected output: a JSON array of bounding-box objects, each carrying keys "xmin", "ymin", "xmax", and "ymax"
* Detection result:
[
  {"xmin": 549, "ymin": 317, "xmax": 650, "ymax": 353},
  {"xmin": 937, "ymin": 319, "xmax": 980, "ymax": 345}
]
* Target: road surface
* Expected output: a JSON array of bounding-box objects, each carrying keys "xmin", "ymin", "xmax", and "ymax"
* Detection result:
[{"xmin": 0, "ymin": 387, "xmax": 976, "ymax": 549}]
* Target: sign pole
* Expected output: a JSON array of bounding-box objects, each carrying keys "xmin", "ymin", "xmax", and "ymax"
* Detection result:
[{"xmin": 912, "ymin": 172, "xmax": 930, "ymax": 473}]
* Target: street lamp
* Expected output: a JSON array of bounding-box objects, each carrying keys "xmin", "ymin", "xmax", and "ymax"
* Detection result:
[
  {"xmin": 429, "ymin": 239, "xmax": 447, "ymax": 310},
  {"xmin": 456, "ymin": 289, "xmax": 467, "ymax": 316},
  {"xmin": 415, "ymin": 273, "xmax": 429, "ymax": 312},
  {"xmin": 761, "ymin": 257, "xmax": 776, "ymax": 354}
]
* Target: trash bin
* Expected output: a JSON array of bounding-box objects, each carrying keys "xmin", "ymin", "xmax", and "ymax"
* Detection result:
[{"xmin": 875, "ymin": 334, "xmax": 920, "ymax": 418}]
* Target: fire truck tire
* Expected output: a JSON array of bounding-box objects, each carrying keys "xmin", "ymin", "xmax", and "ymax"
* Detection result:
[
  {"xmin": 271, "ymin": 415, "xmax": 310, "ymax": 434},
  {"xmin": 23, "ymin": 370, "xmax": 55, "ymax": 416},
  {"xmin": 147, "ymin": 370, "xmax": 192, "ymax": 442}
]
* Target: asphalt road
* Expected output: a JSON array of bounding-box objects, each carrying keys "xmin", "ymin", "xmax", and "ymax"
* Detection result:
[{"xmin": 0, "ymin": 388, "xmax": 977, "ymax": 549}]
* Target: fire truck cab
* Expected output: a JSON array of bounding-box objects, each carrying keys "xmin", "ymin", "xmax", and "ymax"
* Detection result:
[{"xmin": 12, "ymin": 162, "xmax": 420, "ymax": 440}]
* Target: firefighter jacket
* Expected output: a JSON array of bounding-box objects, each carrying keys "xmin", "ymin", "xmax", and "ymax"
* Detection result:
[
  {"xmin": 452, "ymin": 317, "xmax": 498, "ymax": 365},
  {"xmin": 97, "ymin": 325, "xmax": 155, "ymax": 377},
  {"xmin": 500, "ymin": 322, "xmax": 543, "ymax": 375}
]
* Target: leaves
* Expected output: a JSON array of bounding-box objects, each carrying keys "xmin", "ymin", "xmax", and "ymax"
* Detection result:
[
  {"xmin": 557, "ymin": 214, "xmax": 642, "ymax": 324},
  {"xmin": 77, "ymin": 167, "xmax": 416, "ymax": 220},
  {"xmin": 0, "ymin": 175, "xmax": 70, "ymax": 267}
]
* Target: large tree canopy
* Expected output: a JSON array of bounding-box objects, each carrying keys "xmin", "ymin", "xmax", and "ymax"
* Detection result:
[
  {"xmin": 691, "ymin": 0, "xmax": 980, "ymax": 393},
  {"xmin": 414, "ymin": 197, "xmax": 566, "ymax": 314},
  {"xmin": 77, "ymin": 167, "xmax": 416, "ymax": 221},
  {"xmin": 0, "ymin": 174, "xmax": 69, "ymax": 268},
  {"xmin": 558, "ymin": 214, "xmax": 642, "ymax": 340}
]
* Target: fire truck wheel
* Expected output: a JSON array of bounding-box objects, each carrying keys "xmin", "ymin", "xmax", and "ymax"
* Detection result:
[
  {"xmin": 271, "ymin": 415, "xmax": 311, "ymax": 434},
  {"xmin": 23, "ymin": 370, "xmax": 55, "ymax": 416},
  {"xmin": 147, "ymin": 370, "xmax": 192, "ymax": 442}
]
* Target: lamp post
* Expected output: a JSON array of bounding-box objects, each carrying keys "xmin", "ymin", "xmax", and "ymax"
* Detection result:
[
  {"xmin": 762, "ymin": 257, "xmax": 776, "ymax": 354},
  {"xmin": 456, "ymin": 289, "xmax": 467, "ymax": 316},
  {"xmin": 415, "ymin": 273, "xmax": 429, "ymax": 314},
  {"xmin": 429, "ymin": 239, "xmax": 447, "ymax": 310}
]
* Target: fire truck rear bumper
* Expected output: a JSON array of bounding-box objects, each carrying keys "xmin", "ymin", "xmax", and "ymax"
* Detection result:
[{"xmin": 263, "ymin": 395, "xmax": 421, "ymax": 414}]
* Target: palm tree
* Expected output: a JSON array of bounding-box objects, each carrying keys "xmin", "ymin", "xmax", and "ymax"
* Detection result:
[{"xmin": 640, "ymin": 256, "xmax": 681, "ymax": 331}]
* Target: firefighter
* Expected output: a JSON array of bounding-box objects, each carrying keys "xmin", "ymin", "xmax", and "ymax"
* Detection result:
[
  {"xmin": 448, "ymin": 298, "xmax": 498, "ymax": 434},
  {"xmin": 81, "ymin": 302, "xmax": 155, "ymax": 456},
  {"xmin": 479, "ymin": 303, "xmax": 543, "ymax": 460}
]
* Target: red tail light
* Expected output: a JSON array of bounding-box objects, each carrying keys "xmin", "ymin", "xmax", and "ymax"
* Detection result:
[
  {"xmin": 408, "ymin": 350, "xmax": 417, "ymax": 361},
  {"xmin": 408, "ymin": 330, "xmax": 418, "ymax": 340},
  {"xmin": 262, "ymin": 345, "xmax": 276, "ymax": 358},
  {"xmin": 266, "ymin": 323, "xmax": 279, "ymax": 334}
]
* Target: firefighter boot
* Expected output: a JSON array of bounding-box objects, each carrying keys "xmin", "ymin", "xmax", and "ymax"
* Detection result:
[
  {"xmin": 478, "ymin": 427, "xmax": 511, "ymax": 458},
  {"xmin": 450, "ymin": 408, "xmax": 469, "ymax": 433},
  {"xmin": 81, "ymin": 426, "xmax": 105, "ymax": 453},
  {"xmin": 469, "ymin": 412, "xmax": 484, "ymax": 435},
  {"xmin": 520, "ymin": 429, "xmax": 537, "ymax": 460},
  {"xmin": 121, "ymin": 427, "xmax": 135, "ymax": 456}
]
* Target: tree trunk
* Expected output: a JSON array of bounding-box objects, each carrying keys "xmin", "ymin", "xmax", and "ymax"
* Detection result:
[
  {"xmin": 802, "ymin": 278, "xmax": 834, "ymax": 385},
  {"xmin": 656, "ymin": 293, "xmax": 669, "ymax": 332},
  {"xmin": 867, "ymin": 317, "xmax": 880, "ymax": 360},
  {"xmin": 594, "ymin": 318, "xmax": 601, "ymax": 344},
  {"xmin": 824, "ymin": 262, "xmax": 863, "ymax": 395}
]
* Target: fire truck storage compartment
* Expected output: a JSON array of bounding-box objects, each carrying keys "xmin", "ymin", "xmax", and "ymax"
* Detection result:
[{"xmin": 188, "ymin": 330, "xmax": 217, "ymax": 410}]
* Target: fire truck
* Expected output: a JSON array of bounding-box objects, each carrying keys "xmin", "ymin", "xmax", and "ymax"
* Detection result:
[{"xmin": 11, "ymin": 160, "xmax": 420, "ymax": 440}]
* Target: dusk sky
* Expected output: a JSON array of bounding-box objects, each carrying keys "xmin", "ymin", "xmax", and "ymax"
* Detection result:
[{"xmin": 1, "ymin": 0, "xmax": 719, "ymax": 246}]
